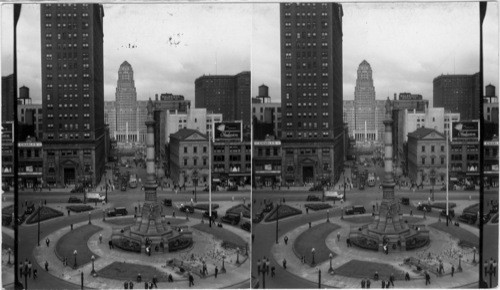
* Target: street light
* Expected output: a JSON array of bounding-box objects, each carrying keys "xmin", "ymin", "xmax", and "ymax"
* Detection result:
[
  {"xmin": 485, "ymin": 262, "xmax": 495, "ymax": 288},
  {"xmin": 37, "ymin": 202, "xmax": 42, "ymax": 246},
  {"xmin": 192, "ymin": 170, "xmax": 198, "ymax": 203},
  {"xmin": 458, "ymin": 254, "xmax": 463, "ymax": 272},
  {"xmin": 90, "ymin": 255, "xmax": 96, "ymax": 276},
  {"xmin": 327, "ymin": 209, "xmax": 330, "ymax": 223},
  {"xmin": 258, "ymin": 261, "xmax": 267, "ymax": 289},
  {"xmin": 88, "ymin": 211, "xmax": 92, "ymax": 225},
  {"xmin": 73, "ymin": 250, "xmax": 78, "ymax": 269},
  {"xmin": 311, "ymin": 248, "xmax": 316, "ymax": 265},
  {"xmin": 221, "ymin": 254, "xmax": 226, "ymax": 273},
  {"xmin": 7, "ymin": 248, "xmax": 12, "ymax": 264},
  {"xmin": 102, "ymin": 209, "xmax": 105, "ymax": 222},
  {"xmin": 236, "ymin": 247, "xmax": 240, "ymax": 264},
  {"xmin": 472, "ymin": 247, "xmax": 477, "ymax": 263},
  {"xmin": 328, "ymin": 253, "xmax": 334, "ymax": 274},
  {"xmin": 275, "ymin": 202, "xmax": 280, "ymax": 244},
  {"xmin": 318, "ymin": 268, "xmax": 322, "ymax": 289}
]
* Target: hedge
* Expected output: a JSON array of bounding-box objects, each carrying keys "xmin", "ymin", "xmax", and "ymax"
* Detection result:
[
  {"xmin": 264, "ymin": 204, "xmax": 302, "ymax": 222},
  {"xmin": 26, "ymin": 206, "xmax": 64, "ymax": 224}
]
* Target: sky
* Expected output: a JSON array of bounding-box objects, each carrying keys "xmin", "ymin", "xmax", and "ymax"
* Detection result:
[
  {"xmin": 252, "ymin": 2, "xmax": 499, "ymax": 105},
  {"xmin": 1, "ymin": 2, "xmax": 498, "ymax": 107},
  {"xmin": 1, "ymin": 3, "xmax": 252, "ymax": 104}
]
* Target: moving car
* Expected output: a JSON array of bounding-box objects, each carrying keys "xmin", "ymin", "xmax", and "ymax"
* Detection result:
[
  {"xmin": 68, "ymin": 196, "xmax": 82, "ymax": 203},
  {"xmin": 107, "ymin": 207, "xmax": 128, "ymax": 217},
  {"xmin": 86, "ymin": 192, "xmax": 105, "ymax": 202},
  {"xmin": 417, "ymin": 204, "xmax": 432, "ymax": 212},
  {"xmin": 306, "ymin": 195, "xmax": 321, "ymax": 201},
  {"xmin": 401, "ymin": 197, "xmax": 410, "ymax": 206},
  {"xmin": 457, "ymin": 212, "xmax": 477, "ymax": 224},
  {"xmin": 240, "ymin": 221, "xmax": 251, "ymax": 232},
  {"xmin": 345, "ymin": 205, "xmax": 366, "ymax": 215},
  {"xmin": 179, "ymin": 204, "xmax": 195, "ymax": 213},
  {"xmin": 221, "ymin": 212, "xmax": 241, "ymax": 225},
  {"xmin": 323, "ymin": 191, "xmax": 344, "ymax": 201},
  {"xmin": 440, "ymin": 209, "xmax": 455, "ymax": 218},
  {"xmin": 163, "ymin": 199, "xmax": 172, "ymax": 207}
]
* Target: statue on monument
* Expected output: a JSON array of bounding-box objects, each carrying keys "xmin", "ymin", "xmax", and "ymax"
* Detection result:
[{"xmin": 385, "ymin": 97, "xmax": 392, "ymax": 117}]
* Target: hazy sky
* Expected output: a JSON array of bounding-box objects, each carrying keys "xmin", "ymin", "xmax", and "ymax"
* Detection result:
[
  {"xmin": 1, "ymin": 3, "xmax": 252, "ymax": 104},
  {"xmin": 1, "ymin": 2, "xmax": 498, "ymax": 107},
  {"xmin": 252, "ymin": 2, "xmax": 499, "ymax": 105}
]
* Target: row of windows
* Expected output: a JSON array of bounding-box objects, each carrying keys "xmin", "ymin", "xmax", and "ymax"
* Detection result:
[
  {"xmin": 46, "ymin": 63, "xmax": 90, "ymax": 72},
  {"xmin": 183, "ymin": 158, "xmax": 208, "ymax": 167},
  {"xmin": 284, "ymin": 12, "xmax": 323, "ymax": 18},
  {"xmin": 420, "ymin": 157, "xmax": 445, "ymax": 165},
  {"xmin": 284, "ymin": 131, "xmax": 329, "ymax": 138},
  {"xmin": 46, "ymin": 133, "xmax": 91, "ymax": 140},
  {"xmin": 47, "ymin": 113, "xmax": 91, "ymax": 119},
  {"xmin": 183, "ymin": 146, "xmax": 208, "ymax": 154},
  {"xmin": 18, "ymin": 149, "xmax": 41, "ymax": 158},
  {"xmin": 45, "ymin": 12, "xmax": 89, "ymax": 18},
  {"xmin": 421, "ymin": 145, "xmax": 445, "ymax": 153}
]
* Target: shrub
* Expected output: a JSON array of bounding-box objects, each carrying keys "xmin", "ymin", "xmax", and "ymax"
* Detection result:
[
  {"xmin": 304, "ymin": 203, "xmax": 332, "ymax": 211},
  {"xmin": 193, "ymin": 203, "xmax": 220, "ymax": 211},
  {"xmin": 66, "ymin": 205, "xmax": 94, "ymax": 213},
  {"xmin": 463, "ymin": 203, "xmax": 480, "ymax": 214},
  {"xmin": 351, "ymin": 237, "xmax": 378, "ymax": 251},
  {"xmin": 226, "ymin": 204, "xmax": 250, "ymax": 218},
  {"xmin": 309, "ymin": 184, "xmax": 324, "ymax": 192},
  {"xmin": 430, "ymin": 202, "xmax": 456, "ymax": 210},
  {"xmin": 168, "ymin": 238, "xmax": 192, "ymax": 252},
  {"xmin": 264, "ymin": 204, "xmax": 302, "ymax": 222},
  {"xmin": 25, "ymin": 206, "xmax": 63, "ymax": 224},
  {"xmin": 113, "ymin": 238, "xmax": 141, "ymax": 253},
  {"xmin": 405, "ymin": 237, "xmax": 430, "ymax": 250}
]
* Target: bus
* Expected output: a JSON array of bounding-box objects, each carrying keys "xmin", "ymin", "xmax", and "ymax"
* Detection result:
[{"xmin": 129, "ymin": 174, "xmax": 138, "ymax": 189}]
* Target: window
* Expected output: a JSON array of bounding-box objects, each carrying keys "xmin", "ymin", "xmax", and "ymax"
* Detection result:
[
  {"xmin": 184, "ymin": 147, "xmax": 187, "ymax": 153},
  {"xmin": 421, "ymin": 157, "xmax": 425, "ymax": 165},
  {"xmin": 193, "ymin": 147, "xmax": 197, "ymax": 154},
  {"xmin": 441, "ymin": 145, "xmax": 445, "ymax": 152},
  {"xmin": 431, "ymin": 145, "xmax": 435, "ymax": 152},
  {"xmin": 441, "ymin": 157, "xmax": 444, "ymax": 165},
  {"xmin": 421, "ymin": 145, "xmax": 425, "ymax": 153},
  {"xmin": 193, "ymin": 159, "xmax": 197, "ymax": 166},
  {"xmin": 184, "ymin": 159, "xmax": 188, "ymax": 166}
]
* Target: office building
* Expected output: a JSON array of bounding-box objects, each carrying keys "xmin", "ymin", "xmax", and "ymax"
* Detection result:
[
  {"xmin": 114, "ymin": 61, "xmax": 139, "ymax": 142},
  {"xmin": 40, "ymin": 3, "xmax": 105, "ymax": 187},
  {"xmin": 2, "ymin": 74, "xmax": 15, "ymax": 123},
  {"xmin": 433, "ymin": 73, "xmax": 480, "ymax": 120},
  {"xmin": 253, "ymin": 136, "xmax": 282, "ymax": 187},
  {"xmin": 483, "ymin": 84, "xmax": 498, "ymax": 124},
  {"xmin": 18, "ymin": 103, "xmax": 43, "ymax": 140},
  {"xmin": 252, "ymin": 85, "xmax": 281, "ymax": 139},
  {"xmin": 195, "ymin": 71, "xmax": 251, "ymax": 128}
]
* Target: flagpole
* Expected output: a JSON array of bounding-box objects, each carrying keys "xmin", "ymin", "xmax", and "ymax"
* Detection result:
[
  {"xmin": 208, "ymin": 115, "xmax": 212, "ymax": 227},
  {"xmin": 446, "ymin": 125, "xmax": 449, "ymax": 226}
]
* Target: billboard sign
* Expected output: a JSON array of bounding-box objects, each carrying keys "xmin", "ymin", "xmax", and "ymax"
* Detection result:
[
  {"xmin": 451, "ymin": 121, "xmax": 479, "ymax": 141},
  {"xmin": 214, "ymin": 121, "xmax": 242, "ymax": 142}
]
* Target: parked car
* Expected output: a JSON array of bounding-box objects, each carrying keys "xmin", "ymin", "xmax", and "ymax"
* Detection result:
[
  {"xmin": 179, "ymin": 204, "xmax": 195, "ymax": 213},
  {"xmin": 163, "ymin": 199, "xmax": 172, "ymax": 207},
  {"xmin": 203, "ymin": 210, "xmax": 218, "ymax": 220},
  {"xmin": 240, "ymin": 221, "xmax": 251, "ymax": 232},
  {"xmin": 345, "ymin": 205, "xmax": 366, "ymax": 215},
  {"xmin": 107, "ymin": 207, "xmax": 128, "ymax": 217},
  {"xmin": 457, "ymin": 212, "xmax": 478, "ymax": 224},
  {"xmin": 221, "ymin": 212, "xmax": 241, "ymax": 225},
  {"xmin": 306, "ymin": 195, "xmax": 321, "ymax": 201},
  {"xmin": 417, "ymin": 204, "xmax": 432, "ymax": 212},
  {"xmin": 440, "ymin": 209, "xmax": 455, "ymax": 218},
  {"xmin": 68, "ymin": 196, "xmax": 83, "ymax": 203},
  {"xmin": 86, "ymin": 192, "xmax": 105, "ymax": 202},
  {"xmin": 401, "ymin": 197, "xmax": 410, "ymax": 206}
]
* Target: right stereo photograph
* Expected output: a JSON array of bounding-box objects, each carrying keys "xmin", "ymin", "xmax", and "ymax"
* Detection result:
[{"xmin": 251, "ymin": 2, "xmax": 498, "ymax": 289}]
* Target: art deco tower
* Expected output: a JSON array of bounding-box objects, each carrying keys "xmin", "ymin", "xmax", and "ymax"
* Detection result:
[
  {"xmin": 354, "ymin": 60, "xmax": 377, "ymax": 141},
  {"xmin": 115, "ymin": 61, "xmax": 138, "ymax": 142}
]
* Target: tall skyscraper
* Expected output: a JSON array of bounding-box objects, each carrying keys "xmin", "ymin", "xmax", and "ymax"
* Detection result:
[
  {"xmin": 433, "ymin": 73, "xmax": 480, "ymax": 120},
  {"xmin": 194, "ymin": 71, "xmax": 251, "ymax": 128},
  {"xmin": 280, "ymin": 3, "xmax": 344, "ymax": 185},
  {"xmin": 115, "ymin": 61, "xmax": 138, "ymax": 142},
  {"xmin": 40, "ymin": 3, "xmax": 105, "ymax": 187},
  {"xmin": 354, "ymin": 60, "xmax": 376, "ymax": 141}
]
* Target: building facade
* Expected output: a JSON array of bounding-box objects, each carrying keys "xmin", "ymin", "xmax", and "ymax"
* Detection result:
[
  {"xmin": 483, "ymin": 84, "xmax": 498, "ymax": 123},
  {"xmin": 41, "ymin": 3, "xmax": 105, "ymax": 187},
  {"xmin": 280, "ymin": 2, "xmax": 344, "ymax": 185},
  {"xmin": 253, "ymin": 137, "xmax": 282, "ymax": 187},
  {"xmin": 252, "ymin": 102, "xmax": 281, "ymax": 139},
  {"xmin": 212, "ymin": 140, "xmax": 252, "ymax": 187},
  {"xmin": 407, "ymin": 128, "xmax": 447, "ymax": 185},
  {"xmin": 165, "ymin": 108, "xmax": 223, "ymax": 144},
  {"xmin": 18, "ymin": 103, "xmax": 43, "ymax": 140},
  {"xmin": 195, "ymin": 71, "xmax": 251, "ymax": 128},
  {"xmin": 169, "ymin": 129, "xmax": 209, "ymax": 187},
  {"xmin": 2, "ymin": 74, "xmax": 15, "ymax": 123},
  {"xmin": 114, "ymin": 61, "xmax": 139, "ymax": 143},
  {"xmin": 449, "ymin": 120, "xmax": 480, "ymax": 185},
  {"xmin": 433, "ymin": 73, "xmax": 480, "ymax": 121},
  {"xmin": 404, "ymin": 108, "xmax": 460, "ymax": 141}
]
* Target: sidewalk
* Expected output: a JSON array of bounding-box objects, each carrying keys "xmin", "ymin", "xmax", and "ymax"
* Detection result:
[{"xmin": 270, "ymin": 214, "xmax": 480, "ymax": 288}]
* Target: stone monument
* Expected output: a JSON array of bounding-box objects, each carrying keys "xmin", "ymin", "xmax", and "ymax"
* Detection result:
[
  {"xmin": 111, "ymin": 99, "xmax": 193, "ymax": 253},
  {"xmin": 349, "ymin": 97, "xmax": 429, "ymax": 251}
]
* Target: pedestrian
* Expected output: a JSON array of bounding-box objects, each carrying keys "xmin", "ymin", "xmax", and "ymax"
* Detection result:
[
  {"xmin": 129, "ymin": 281, "xmax": 134, "ymax": 289},
  {"xmin": 266, "ymin": 258, "xmax": 270, "ymax": 275},
  {"xmin": 283, "ymin": 258, "xmax": 287, "ymax": 269},
  {"xmin": 152, "ymin": 276, "xmax": 158, "ymax": 288},
  {"xmin": 109, "ymin": 240, "xmax": 113, "ymax": 249},
  {"xmin": 28, "ymin": 260, "xmax": 32, "ymax": 278},
  {"xmin": 490, "ymin": 258, "xmax": 494, "ymax": 272},
  {"xmin": 485, "ymin": 260, "xmax": 489, "ymax": 273},
  {"xmin": 451, "ymin": 265, "xmax": 455, "ymax": 277},
  {"xmin": 137, "ymin": 273, "xmax": 142, "ymax": 282},
  {"xmin": 374, "ymin": 271, "xmax": 379, "ymax": 280},
  {"xmin": 168, "ymin": 274, "xmax": 174, "ymax": 282},
  {"xmin": 389, "ymin": 273, "xmax": 394, "ymax": 286},
  {"xmin": 361, "ymin": 279, "xmax": 366, "ymax": 288},
  {"xmin": 44, "ymin": 261, "xmax": 49, "ymax": 271},
  {"xmin": 405, "ymin": 272, "xmax": 410, "ymax": 281},
  {"xmin": 46, "ymin": 238, "xmax": 50, "ymax": 247},
  {"xmin": 381, "ymin": 280, "xmax": 386, "ymax": 288},
  {"xmin": 144, "ymin": 282, "xmax": 148, "ymax": 289},
  {"xmin": 33, "ymin": 269, "xmax": 37, "ymax": 280},
  {"xmin": 271, "ymin": 266, "xmax": 275, "ymax": 277},
  {"xmin": 68, "ymin": 209, "xmax": 71, "ymax": 216},
  {"xmin": 337, "ymin": 232, "xmax": 340, "ymax": 242},
  {"xmin": 99, "ymin": 234, "xmax": 103, "ymax": 244},
  {"xmin": 215, "ymin": 266, "xmax": 218, "ymax": 278},
  {"xmin": 306, "ymin": 207, "xmax": 309, "ymax": 214},
  {"xmin": 366, "ymin": 279, "xmax": 371, "ymax": 288},
  {"xmin": 124, "ymin": 281, "xmax": 129, "ymax": 289},
  {"xmin": 257, "ymin": 259, "xmax": 261, "ymax": 273},
  {"xmin": 425, "ymin": 271, "xmax": 430, "ymax": 285},
  {"xmin": 188, "ymin": 272, "xmax": 194, "ymax": 287},
  {"xmin": 284, "ymin": 235, "xmax": 288, "ymax": 245},
  {"xmin": 19, "ymin": 262, "xmax": 23, "ymax": 278},
  {"xmin": 493, "ymin": 260, "xmax": 497, "ymax": 275}
]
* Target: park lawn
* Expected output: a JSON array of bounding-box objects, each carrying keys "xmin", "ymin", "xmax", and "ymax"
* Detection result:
[
  {"xmin": 429, "ymin": 222, "xmax": 479, "ymax": 248},
  {"xmin": 226, "ymin": 204, "xmax": 251, "ymax": 218},
  {"xmin": 192, "ymin": 223, "xmax": 247, "ymax": 249},
  {"xmin": 98, "ymin": 261, "xmax": 170, "ymax": 282},
  {"xmin": 105, "ymin": 217, "xmax": 187, "ymax": 226},
  {"xmin": 55, "ymin": 224, "xmax": 102, "ymax": 267},
  {"xmin": 293, "ymin": 222, "xmax": 340, "ymax": 266},
  {"xmin": 26, "ymin": 206, "xmax": 64, "ymax": 224},
  {"xmin": 334, "ymin": 260, "xmax": 405, "ymax": 281},
  {"xmin": 264, "ymin": 204, "xmax": 302, "ymax": 222},
  {"xmin": 344, "ymin": 216, "xmax": 424, "ymax": 224},
  {"xmin": 463, "ymin": 203, "xmax": 480, "ymax": 214}
]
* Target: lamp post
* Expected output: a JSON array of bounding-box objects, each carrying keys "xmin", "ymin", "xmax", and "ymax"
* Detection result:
[
  {"xmin": 458, "ymin": 254, "xmax": 463, "ymax": 272},
  {"xmin": 73, "ymin": 250, "xmax": 78, "ymax": 269},
  {"xmin": 236, "ymin": 247, "xmax": 240, "ymax": 264},
  {"xmin": 221, "ymin": 254, "xmax": 226, "ymax": 273},
  {"xmin": 430, "ymin": 170, "xmax": 436, "ymax": 202},
  {"xmin": 311, "ymin": 248, "xmax": 316, "ymax": 265},
  {"xmin": 275, "ymin": 202, "xmax": 280, "ymax": 244},
  {"xmin": 90, "ymin": 255, "xmax": 96, "ymax": 276},
  {"xmin": 318, "ymin": 268, "xmax": 321, "ymax": 288},
  {"xmin": 81, "ymin": 271, "xmax": 84, "ymax": 290},
  {"xmin": 485, "ymin": 264, "xmax": 495, "ymax": 288},
  {"xmin": 258, "ymin": 262, "xmax": 267, "ymax": 289},
  {"xmin": 105, "ymin": 183, "xmax": 108, "ymax": 203},
  {"xmin": 102, "ymin": 209, "xmax": 105, "ymax": 222},
  {"xmin": 472, "ymin": 247, "xmax": 477, "ymax": 264},
  {"xmin": 328, "ymin": 253, "xmax": 334, "ymax": 274},
  {"xmin": 7, "ymin": 248, "xmax": 12, "ymax": 264},
  {"xmin": 343, "ymin": 174, "xmax": 346, "ymax": 202},
  {"xmin": 327, "ymin": 209, "xmax": 330, "ymax": 223},
  {"xmin": 21, "ymin": 266, "xmax": 28, "ymax": 290},
  {"xmin": 88, "ymin": 212, "xmax": 91, "ymax": 225},
  {"xmin": 192, "ymin": 170, "xmax": 198, "ymax": 203}
]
